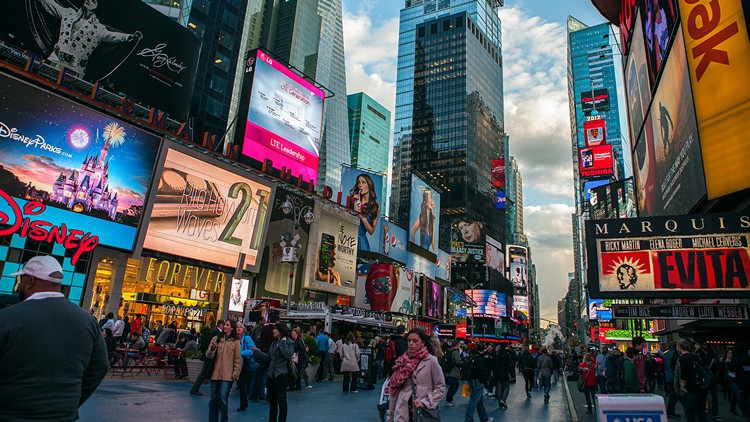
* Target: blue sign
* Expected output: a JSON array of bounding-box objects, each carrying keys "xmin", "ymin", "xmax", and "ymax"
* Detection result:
[
  {"xmin": 407, "ymin": 253, "xmax": 435, "ymax": 279},
  {"xmin": 602, "ymin": 410, "xmax": 664, "ymax": 422},
  {"xmin": 588, "ymin": 298, "xmax": 613, "ymax": 321},
  {"xmin": 494, "ymin": 191, "xmax": 506, "ymax": 209},
  {"xmin": 381, "ymin": 221, "xmax": 408, "ymax": 264},
  {"xmin": 435, "ymin": 249, "xmax": 451, "ymax": 281}
]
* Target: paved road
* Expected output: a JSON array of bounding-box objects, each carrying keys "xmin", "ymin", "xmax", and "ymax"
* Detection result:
[{"xmin": 79, "ymin": 374, "xmax": 571, "ymax": 421}]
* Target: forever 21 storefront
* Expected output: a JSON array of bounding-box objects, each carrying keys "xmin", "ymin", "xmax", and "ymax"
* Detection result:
[{"xmin": 82, "ymin": 141, "xmax": 276, "ymax": 332}]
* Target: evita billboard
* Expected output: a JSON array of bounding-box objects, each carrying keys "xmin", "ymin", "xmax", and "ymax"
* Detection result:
[
  {"xmin": 585, "ymin": 213, "xmax": 750, "ymax": 299},
  {"xmin": 0, "ymin": 73, "xmax": 160, "ymax": 262},
  {"xmin": 2, "ymin": 0, "xmax": 201, "ymax": 119}
]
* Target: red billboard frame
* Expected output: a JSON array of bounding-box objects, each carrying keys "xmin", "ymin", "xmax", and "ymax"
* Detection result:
[{"xmin": 579, "ymin": 144, "xmax": 614, "ymax": 178}]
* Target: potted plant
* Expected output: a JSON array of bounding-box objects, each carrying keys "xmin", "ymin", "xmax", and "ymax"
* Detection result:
[
  {"xmin": 186, "ymin": 324, "xmax": 216, "ymax": 383},
  {"xmin": 304, "ymin": 335, "xmax": 319, "ymax": 381}
]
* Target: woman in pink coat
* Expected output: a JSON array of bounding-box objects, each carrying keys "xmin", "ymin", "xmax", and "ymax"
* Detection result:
[{"xmin": 387, "ymin": 328, "xmax": 446, "ymax": 422}]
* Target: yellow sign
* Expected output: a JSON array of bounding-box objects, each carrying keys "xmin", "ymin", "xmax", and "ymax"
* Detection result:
[
  {"xmin": 139, "ymin": 257, "xmax": 226, "ymax": 293},
  {"xmin": 679, "ymin": 0, "xmax": 750, "ymax": 199}
]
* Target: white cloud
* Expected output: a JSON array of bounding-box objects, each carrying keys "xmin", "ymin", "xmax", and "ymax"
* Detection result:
[
  {"xmin": 342, "ymin": 11, "xmax": 399, "ymax": 110},
  {"xmin": 524, "ymin": 204, "xmax": 575, "ymax": 324},
  {"xmin": 501, "ymin": 7, "xmax": 576, "ymax": 323}
]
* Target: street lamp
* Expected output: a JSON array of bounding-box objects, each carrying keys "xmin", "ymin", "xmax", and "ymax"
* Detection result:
[
  {"xmin": 462, "ymin": 276, "xmax": 483, "ymax": 339},
  {"xmin": 280, "ymin": 195, "xmax": 314, "ymax": 313}
]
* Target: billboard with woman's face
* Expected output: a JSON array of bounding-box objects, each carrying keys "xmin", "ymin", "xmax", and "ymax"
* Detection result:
[
  {"xmin": 340, "ymin": 167, "xmax": 384, "ymax": 252},
  {"xmin": 451, "ymin": 219, "xmax": 485, "ymax": 263},
  {"xmin": 409, "ymin": 174, "xmax": 440, "ymax": 254}
]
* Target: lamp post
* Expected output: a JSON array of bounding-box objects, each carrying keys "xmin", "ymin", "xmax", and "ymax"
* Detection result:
[
  {"xmin": 280, "ymin": 196, "xmax": 314, "ymax": 313},
  {"xmin": 462, "ymin": 276, "xmax": 483, "ymax": 339}
]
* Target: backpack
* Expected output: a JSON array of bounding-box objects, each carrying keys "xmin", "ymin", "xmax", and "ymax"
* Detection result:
[
  {"xmin": 440, "ymin": 350, "xmax": 456, "ymax": 373},
  {"xmin": 693, "ymin": 358, "xmax": 715, "ymax": 391},
  {"xmin": 384, "ymin": 339, "xmax": 397, "ymax": 364},
  {"xmin": 459, "ymin": 355, "xmax": 476, "ymax": 381}
]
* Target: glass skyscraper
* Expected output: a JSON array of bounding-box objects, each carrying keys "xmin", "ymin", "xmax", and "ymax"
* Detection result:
[
  {"xmin": 347, "ymin": 92, "xmax": 391, "ymax": 175},
  {"xmin": 390, "ymin": 0, "xmax": 506, "ymax": 252}
]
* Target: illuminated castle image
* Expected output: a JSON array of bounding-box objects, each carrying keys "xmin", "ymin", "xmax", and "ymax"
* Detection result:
[{"xmin": 50, "ymin": 124, "xmax": 123, "ymax": 220}]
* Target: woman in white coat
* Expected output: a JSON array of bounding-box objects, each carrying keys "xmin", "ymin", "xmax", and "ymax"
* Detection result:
[{"xmin": 340, "ymin": 332, "xmax": 361, "ymax": 393}]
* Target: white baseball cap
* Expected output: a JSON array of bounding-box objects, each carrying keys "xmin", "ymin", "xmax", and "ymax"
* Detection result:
[{"xmin": 11, "ymin": 256, "xmax": 65, "ymax": 283}]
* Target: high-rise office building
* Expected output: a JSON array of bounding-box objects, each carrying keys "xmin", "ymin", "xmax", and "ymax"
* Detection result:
[
  {"xmin": 347, "ymin": 93, "xmax": 391, "ymax": 175},
  {"xmin": 506, "ymin": 156, "xmax": 524, "ymax": 244},
  {"xmin": 390, "ymin": 0, "xmax": 506, "ymax": 253}
]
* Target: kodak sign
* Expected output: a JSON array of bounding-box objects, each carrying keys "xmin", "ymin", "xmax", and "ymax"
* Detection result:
[{"xmin": 678, "ymin": 0, "xmax": 750, "ymax": 199}]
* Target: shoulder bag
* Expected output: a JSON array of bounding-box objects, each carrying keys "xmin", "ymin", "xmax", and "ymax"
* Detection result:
[{"xmin": 410, "ymin": 376, "xmax": 440, "ymax": 422}]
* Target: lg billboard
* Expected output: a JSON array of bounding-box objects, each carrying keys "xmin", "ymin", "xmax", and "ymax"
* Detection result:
[{"xmin": 237, "ymin": 49, "xmax": 325, "ymax": 184}]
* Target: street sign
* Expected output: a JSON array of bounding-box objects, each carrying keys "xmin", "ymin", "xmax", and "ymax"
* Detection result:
[
  {"xmin": 597, "ymin": 394, "xmax": 667, "ymax": 422},
  {"xmin": 611, "ymin": 304, "xmax": 749, "ymax": 320}
]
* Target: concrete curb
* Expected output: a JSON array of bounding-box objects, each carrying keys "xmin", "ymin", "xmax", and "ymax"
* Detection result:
[{"xmin": 562, "ymin": 373, "xmax": 580, "ymax": 422}]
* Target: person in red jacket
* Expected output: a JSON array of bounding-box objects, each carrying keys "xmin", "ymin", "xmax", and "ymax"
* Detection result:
[{"xmin": 578, "ymin": 353, "xmax": 599, "ymax": 414}]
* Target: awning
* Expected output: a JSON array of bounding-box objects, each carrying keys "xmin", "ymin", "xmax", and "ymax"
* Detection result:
[{"xmin": 590, "ymin": 0, "xmax": 622, "ymax": 25}]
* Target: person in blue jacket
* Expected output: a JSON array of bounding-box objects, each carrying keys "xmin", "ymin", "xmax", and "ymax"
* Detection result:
[{"xmin": 236, "ymin": 323, "xmax": 256, "ymax": 412}]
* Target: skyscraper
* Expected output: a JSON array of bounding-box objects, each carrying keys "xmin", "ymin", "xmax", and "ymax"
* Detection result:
[
  {"xmin": 506, "ymin": 156, "xmax": 524, "ymax": 245},
  {"xmin": 347, "ymin": 92, "xmax": 391, "ymax": 175},
  {"xmin": 390, "ymin": 0, "xmax": 506, "ymax": 254},
  {"xmin": 247, "ymin": 0, "xmax": 350, "ymax": 190}
]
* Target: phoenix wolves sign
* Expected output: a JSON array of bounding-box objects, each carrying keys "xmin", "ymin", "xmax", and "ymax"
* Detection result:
[{"xmin": 585, "ymin": 213, "xmax": 750, "ymax": 299}]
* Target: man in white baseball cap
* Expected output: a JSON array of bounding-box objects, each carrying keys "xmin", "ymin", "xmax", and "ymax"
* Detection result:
[{"xmin": 1, "ymin": 255, "xmax": 108, "ymax": 420}]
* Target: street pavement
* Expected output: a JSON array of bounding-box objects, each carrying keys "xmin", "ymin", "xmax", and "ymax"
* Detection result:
[{"xmin": 79, "ymin": 372, "xmax": 572, "ymax": 421}]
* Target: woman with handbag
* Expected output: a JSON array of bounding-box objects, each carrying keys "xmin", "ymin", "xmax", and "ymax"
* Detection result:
[
  {"xmin": 291, "ymin": 328, "xmax": 312, "ymax": 390},
  {"xmin": 387, "ymin": 328, "xmax": 445, "ymax": 422},
  {"xmin": 236, "ymin": 324, "xmax": 256, "ymax": 412},
  {"xmin": 205, "ymin": 320, "xmax": 242, "ymax": 422},
  {"xmin": 251, "ymin": 323, "xmax": 295, "ymax": 422},
  {"xmin": 577, "ymin": 353, "xmax": 598, "ymax": 414},
  {"xmin": 340, "ymin": 333, "xmax": 361, "ymax": 393}
]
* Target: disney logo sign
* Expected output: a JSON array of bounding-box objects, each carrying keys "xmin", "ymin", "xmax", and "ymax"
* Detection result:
[{"xmin": 137, "ymin": 43, "xmax": 187, "ymax": 74}]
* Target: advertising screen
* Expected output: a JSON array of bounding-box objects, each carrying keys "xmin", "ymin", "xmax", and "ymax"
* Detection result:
[
  {"xmin": 642, "ymin": 29, "xmax": 705, "ymax": 216},
  {"xmin": 591, "ymin": 179, "xmax": 638, "ymax": 220},
  {"xmin": 305, "ymin": 206, "xmax": 358, "ymax": 296},
  {"xmin": 641, "ymin": 0, "xmax": 678, "ymax": 85},
  {"xmin": 407, "ymin": 253, "xmax": 436, "ymax": 280},
  {"xmin": 585, "ymin": 213, "xmax": 750, "ymax": 299},
  {"xmin": 588, "ymin": 298, "xmax": 613, "ymax": 321},
  {"xmin": 436, "ymin": 249, "xmax": 451, "ymax": 282},
  {"xmin": 583, "ymin": 118, "xmax": 606, "ymax": 147},
  {"xmin": 466, "ymin": 289, "xmax": 507, "ymax": 317},
  {"xmin": 409, "ymin": 174, "xmax": 440, "ymax": 254},
  {"xmin": 625, "ymin": 12, "xmax": 652, "ymax": 146},
  {"xmin": 355, "ymin": 264, "xmax": 414, "ymax": 314},
  {"xmin": 340, "ymin": 167, "xmax": 384, "ymax": 252},
  {"xmin": 2, "ymin": 0, "xmax": 200, "ymax": 119},
  {"xmin": 381, "ymin": 220, "xmax": 408, "ymax": 264},
  {"xmin": 634, "ymin": 115, "xmax": 658, "ymax": 216},
  {"xmin": 679, "ymin": 0, "xmax": 750, "ymax": 199},
  {"xmin": 240, "ymin": 50, "xmax": 325, "ymax": 183},
  {"xmin": 584, "ymin": 179, "xmax": 612, "ymax": 205},
  {"xmin": 451, "ymin": 219, "xmax": 485, "ymax": 263},
  {"xmin": 228, "ymin": 278, "xmax": 249, "ymax": 313},
  {"xmin": 507, "ymin": 245, "xmax": 528, "ymax": 289},
  {"xmin": 259, "ymin": 186, "xmax": 314, "ymax": 295},
  {"xmin": 143, "ymin": 146, "xmax": 274, "ymax": 269},
  {"xmin": 581, "ymin": 88, "xmax": 611, "ymax": 114},
  {"xmin": 579, "ymin": 144, "xmax": 614, "ymax": 179},
  {"xmin": 485, "ymin": 236, "xmax": 504, "ymax": 272},
  {"xmin": 0, "ymin": 74, "xmax": 160, "ymax": 257},
  {"xmin": 491, "ymin": 159, "xmax": 505, "ymax": 188},
  {"xmin": 513, "ymin": 293, "xmax": 529, "ymax": 320},
  {"xmin": 494, "ymin": 191, "xmax": 506, "ymax": 209},
  {"xmin": 423, "ymin": 278, "xmax": 444, "ymax": 319}
]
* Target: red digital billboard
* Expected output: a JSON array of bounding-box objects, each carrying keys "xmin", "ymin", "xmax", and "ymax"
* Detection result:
[
  {"xmin": 491, "ymin": 159, "xmax": 505, "ymax": 188},
  {"xmin": 579, "ymin": 144, "xmax": 614, "ymax": 178},
  {"xmin": 584, "ymin": 118, "xmax": 606, "ymax": 147}
]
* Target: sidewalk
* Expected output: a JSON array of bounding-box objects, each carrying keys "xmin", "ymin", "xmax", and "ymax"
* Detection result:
[{"xmin": 564, "ymin": 376, "xmax": 746, "ymax": 422}]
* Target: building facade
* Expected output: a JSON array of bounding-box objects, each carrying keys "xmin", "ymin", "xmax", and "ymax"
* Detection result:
[
  {"xmin": 390, "ymin": 0, "xmax": 506, "ymax": 253},
  {"xmin": 347, "ymin": 93, "xmax": 392, "ymax": 175}
]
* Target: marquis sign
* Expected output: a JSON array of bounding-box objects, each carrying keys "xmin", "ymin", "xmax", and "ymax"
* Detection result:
[
  {"xmin": 612, "ymin": 304, "xmax": 749, "ymax": 321},
  {"xmin": 586, "ymin": 213, "xmax": 750, "ymax": 298}
]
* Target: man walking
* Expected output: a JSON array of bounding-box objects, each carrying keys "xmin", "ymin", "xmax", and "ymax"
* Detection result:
[
  {"xmin": 537, "ymin": 348, "xmax": 554, "ymax": 403},
  {"xmin": 663, "ymin": 342, "xmax": 681, "ymax": 418},
  {"xmin": 444, "ymin": 340, "xmax": 463, "ymax": 407},
  {"xmin": 326, "ymin": 334, "xmax": 337, "ymax": 381},
  {"xmin": 315, "ymin": 330, "xmax": 329, "ymax": 382},
  {"xmin": 596, "ymin": 346, "xmax": 610, "ymax": 394},
  {"xmin": 0, "ymin": 255, "xmax": 108, "ymax": 420},
  {"xmin": 676, "ymin": 339, "xmax": 708, "ymax": 421},
  {"xmin": 494, "ymin": 346, "xmax": 513, "ymax": 410},
  {"xmin": 465, "ymin": 343, "xmax": 494, "ymax": 422}
]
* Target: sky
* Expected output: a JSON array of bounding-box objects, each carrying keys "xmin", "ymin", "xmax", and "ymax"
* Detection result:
[{"xmin": 341, "ymin": 0, "xmax": 609, "ymax": 326}]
